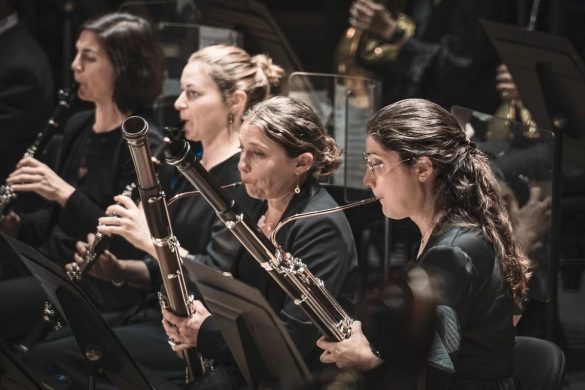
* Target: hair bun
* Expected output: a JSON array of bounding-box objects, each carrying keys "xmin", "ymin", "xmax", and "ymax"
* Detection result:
[{"xmin": 252, "ymin": 54, "xmax": 285, "ymax": 95}]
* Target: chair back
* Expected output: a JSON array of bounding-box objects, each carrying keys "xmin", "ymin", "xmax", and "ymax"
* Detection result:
[{"xmin": 514, "ymin": 336, "xmax": 565, "ymax": 390}]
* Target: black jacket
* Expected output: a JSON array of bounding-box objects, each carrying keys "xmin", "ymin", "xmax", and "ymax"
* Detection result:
[
  {"xmin": 18, "ymin": 110, "xmax": 162, "ymax": 263},
  {"xmin": 193, "ymin": 178, "xmax": 359, "ymax": 371},
  {"xmin": 416, "ymin": 225, "xmax": 516, "ymax": 389}
]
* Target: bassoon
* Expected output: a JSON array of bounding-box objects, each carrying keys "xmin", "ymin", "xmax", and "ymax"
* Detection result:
[
  {"xmin": 121, "ymin": 116, "xmax": 205, "ymax": 380},
  {"xmin": 164, "ymin": 129, "xmax": 374, "ymax": 342}
]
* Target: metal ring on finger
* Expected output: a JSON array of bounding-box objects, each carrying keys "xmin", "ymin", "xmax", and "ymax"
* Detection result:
[{"xmin": 168, "ymin": 337, "xmax": 182, "ymax": 351}]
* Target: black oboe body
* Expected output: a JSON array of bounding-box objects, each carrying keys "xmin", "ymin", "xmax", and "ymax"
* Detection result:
[{"xmin": 0, "ymin": 85, "xmax": 77, "ymax": 222}]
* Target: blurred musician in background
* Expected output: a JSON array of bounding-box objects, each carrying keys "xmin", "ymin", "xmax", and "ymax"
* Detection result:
[{"xmin": 343, "ymin": 0, "xmax": 517, "ymax": 113}]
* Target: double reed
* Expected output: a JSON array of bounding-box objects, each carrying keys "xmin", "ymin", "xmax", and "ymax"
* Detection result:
[
  {"xmin": 165, "ymin": 132, "xmax": 376, "ymax": 342},
  {"xmin": 121, "ymin": 116, "xmax": 205, "ymax": 380},
  {"xmin": 0, "ymin": 85, "xmax": 77, "ymax": 222}
]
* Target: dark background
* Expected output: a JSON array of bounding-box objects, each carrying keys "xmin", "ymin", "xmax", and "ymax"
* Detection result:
[{"xmin": 13, "ymin": 0, "xmax": 584, "ymax": 94}]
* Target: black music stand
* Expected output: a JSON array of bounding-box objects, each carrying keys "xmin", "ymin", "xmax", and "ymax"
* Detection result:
[
  {"xmin": 120, "ymin": 0, "xmax": 302, "ymax": 77},
  {"xmin": 182, "ymin": 260, "xmax": 312, "ymax": 388},
  {"xmin": 482, "ymin": 21, "xmax": 585, "ymax": 340},
  {"xmin": 0, "ymin": 337, "xmax": 56, "ymax": 390},
  {"xmin": 191, "ymin": 0, "xmax": 304, "ymax": 76},
  {"xmin": 0, "ymin": 233, "xmax": 154, "ymax": 390}
]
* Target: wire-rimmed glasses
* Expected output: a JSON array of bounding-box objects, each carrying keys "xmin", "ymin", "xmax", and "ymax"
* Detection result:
[{"xmin": 362, "ymin": 152, "xmax": 412, "ymax": 177}]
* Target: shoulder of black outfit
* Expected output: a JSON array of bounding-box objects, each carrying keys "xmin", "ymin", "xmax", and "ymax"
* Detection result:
[
  {"xmin": 414, "ymin": 224, "xmax": 515, "ymax": 385},
  {"xmin": 413, "ymin": 224, "xmax": 497, "ymax": 312}
]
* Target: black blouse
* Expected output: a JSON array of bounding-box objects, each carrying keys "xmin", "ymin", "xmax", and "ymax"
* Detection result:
[
  {"xmin": 145, "ymin": 153, "xmax": 249, "ymax": 288},
  {"xmin": 414, "ymin": 225, "xmax": 516, "ymax": 389},
  {"xmin": 195, "ymin": 178, "xmax": 359, "ymax": 371},
  {"xmin": 18, "ymin": 110, "xmax": 162, "ymax": 263}
]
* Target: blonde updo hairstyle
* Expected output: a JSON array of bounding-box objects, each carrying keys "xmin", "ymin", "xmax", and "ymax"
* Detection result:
[
  {"xmin": 242, "ymin": 96, "xmax": 342, "ymax": 180},
  {"xmin": 188, "ymin": 45, "xmax": 284, "ymax": 110}
]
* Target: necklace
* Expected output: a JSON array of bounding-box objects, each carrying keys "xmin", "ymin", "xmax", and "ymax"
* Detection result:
[
  {"xmin": 258, "ymin": 212, "xmax": 280, "ymax": 234},
  {"xmin": 419, "ymin": 223, "xmax": 435, "ymax": 248}
]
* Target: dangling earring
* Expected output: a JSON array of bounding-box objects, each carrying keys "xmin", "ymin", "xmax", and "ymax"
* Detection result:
[
  {"xmin": 228, "ymin": 113, "xmax": 235, "ymax": 125},
  {"xmin": 294, "ymin": 175, "xmax": 301, "ymax": 194}
]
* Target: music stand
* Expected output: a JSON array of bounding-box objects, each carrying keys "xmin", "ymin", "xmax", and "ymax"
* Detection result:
[
  {"xmin": 0, "ymin": 233, "xmax": 154, "ymax": 390},
  {"xmin": 0, "ymin": 337, "xmax": 55, "ymax": 390},
  {"xmin": 196, "ymin": 0, "xmax": 304, "ymax": 78},
  {"xmin": 482, "ymin": 21, "xmax": 585, "ymax": 340},
  {"xmin": 182, "ymin": 260, "xmax": 312, "ymax": 388}
]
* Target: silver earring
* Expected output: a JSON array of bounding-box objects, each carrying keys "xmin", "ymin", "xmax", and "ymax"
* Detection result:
[
  {"xmin": 228, "ymin": 113, "xmax": 235, "ymax": 125},
  {"xmin": 294, "ymin": 176, "xmax": 301, "ymax": 194}
]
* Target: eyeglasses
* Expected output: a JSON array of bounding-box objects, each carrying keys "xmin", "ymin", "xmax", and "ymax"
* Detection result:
[{"xmin": 363, "ymin": 152, "xmax": 411, "ymax": 177}]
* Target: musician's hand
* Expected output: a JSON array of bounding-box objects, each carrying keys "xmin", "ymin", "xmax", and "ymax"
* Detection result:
[
  {"xmin": 6, "ymin": 157, "xmax": 75, "ymax": 207},
  {"xmin": 350, "ymin": 0, "xmax": 397, "ymax": 40},
  {"xmin": 162, "ymin": 300, "xmax": 210, "ymax": 352},
  {"xmin": 67, "ymin": 234, "xmax": 125, "ymax": 282},
  {"xmin": 0, "ymin": 211, "xmax": 21, "ymax": 237},
  {"xmin": 496, "ymin": 64, "xmax": 521, "ymax": 102},
  {"xmin": 97, "ymin": 196, "xmax": 155, "ymax": 257},
  {"xmin": 317, "ymin": 321, "xmax": 383, "ymax": 370},
  {"xmin": 510, "ymin": 186, "xmax": 551, "ymax": 253}
]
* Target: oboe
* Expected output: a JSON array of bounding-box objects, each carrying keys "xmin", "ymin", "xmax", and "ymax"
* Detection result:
[
  {"xmin": 165, "ymin": 134, "xmax": 371, "ymax": 342},
  {"xmin": 66, "ymin": 182, "xmax": 137, "ymax": 281},
  {"xmin": 121, "ymin": 116, "xmax": 205, "ymax": 380},
  {"xmin": 0, "ymin": 85, "xmax": 77, "ymax": 222},
  {"xmin": 68, "ymin": 127, "xmax": 182, "ymax": 281}
]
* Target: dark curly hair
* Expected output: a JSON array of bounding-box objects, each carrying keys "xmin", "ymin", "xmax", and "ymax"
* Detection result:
[
  {"xmin": 82, "ymin": 13, "xmax": 164, "ymax": 113},
  {"xmin": 367, "ymin": 98, "xmax": 531, "ymax": 306}
]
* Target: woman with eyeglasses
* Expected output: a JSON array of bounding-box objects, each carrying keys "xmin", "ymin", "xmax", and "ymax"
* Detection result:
[{"xmin": 318, "ymin": 98, "xmax": 530, "ymax": 390}]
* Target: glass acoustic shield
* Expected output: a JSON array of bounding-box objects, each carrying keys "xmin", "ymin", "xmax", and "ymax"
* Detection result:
[
  {"xmin": 452, "ymin": 105, "xmax": 555, "ymax": 302},
  {"xmin": 288, "ymin": 72, "xmax": 382, "ymax": 192}
]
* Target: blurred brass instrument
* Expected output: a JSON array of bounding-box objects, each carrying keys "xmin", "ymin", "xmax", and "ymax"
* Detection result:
[
  {"xmin": 494, "ymin": 99, "xmax": 540, "ymax": 141},
  {"xmin": 335, "ymin": 0, "xmax": 415, "ymax": 79},
  {"xmin": 493, "ymin": 0, "xmax": 542, "ymax": 142}
]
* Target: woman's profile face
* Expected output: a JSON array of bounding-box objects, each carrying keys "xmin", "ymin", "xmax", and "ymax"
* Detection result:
[
  {"xmin": 174, "ymin": 61, "xmax": 231, "ymax": 143},
  {"xmin": 71, "ymin": 30, "xmax": 116, "ymax": 105},
  {"xmin": 363, "ymin": 135, "xmax": 419, "ymax": 220},
  {"xmin": 238, "ymin": 123, "xmax": 299, "ymax": 201}
]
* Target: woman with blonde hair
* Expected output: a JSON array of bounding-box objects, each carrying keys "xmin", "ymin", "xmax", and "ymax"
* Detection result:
[{"xmin": 26, "ymin": 44, "xmax": 285, "ymax": 389}]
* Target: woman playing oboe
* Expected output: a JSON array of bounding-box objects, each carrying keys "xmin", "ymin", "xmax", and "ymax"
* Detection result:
[{"xmin": 0, "ymin": 12, "xmax": 164, "ymax": 342}]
